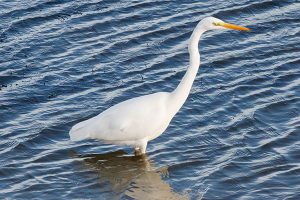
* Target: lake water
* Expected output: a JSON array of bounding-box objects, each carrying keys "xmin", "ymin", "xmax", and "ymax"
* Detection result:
[{"xmin": 1, "ymin": 0, "xmax": 299, "ymax": 199}]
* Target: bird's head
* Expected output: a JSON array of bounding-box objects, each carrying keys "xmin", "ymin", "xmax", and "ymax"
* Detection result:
[{"xmin": 200, "ymin": 17, "xmax": 250, "ymax": 32}]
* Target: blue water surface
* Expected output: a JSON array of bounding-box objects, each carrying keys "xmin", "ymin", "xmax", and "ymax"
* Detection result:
[{"xmin": 0, "ymin": 0, "xmax": 299, "ymax": 199}]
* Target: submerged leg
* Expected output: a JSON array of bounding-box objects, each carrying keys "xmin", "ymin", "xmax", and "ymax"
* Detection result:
[{"xmin": 134, "ymin": 148, "xmax": 142, "ymax": 156}]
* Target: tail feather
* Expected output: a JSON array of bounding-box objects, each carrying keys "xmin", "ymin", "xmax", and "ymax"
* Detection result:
[
  {"xmin": 69, "ymin": 127, "xmax": 89, "ymax": 141},
  {"xmin": 69, "ymin": 118, "xmax": 94, "ymax": 141}
]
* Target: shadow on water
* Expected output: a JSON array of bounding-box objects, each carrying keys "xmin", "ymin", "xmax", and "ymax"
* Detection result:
[{"xmin": 71, "ymin": 150, "xmax": 189, "ymax": 200}]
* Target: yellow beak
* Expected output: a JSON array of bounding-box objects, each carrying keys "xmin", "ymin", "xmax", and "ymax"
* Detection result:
[{"xmin": 222, "ymin": 23, "xmax": 250, "ymax": 31}]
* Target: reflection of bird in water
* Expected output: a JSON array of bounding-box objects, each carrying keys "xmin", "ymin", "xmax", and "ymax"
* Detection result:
[
  {"xmin": 69, "ymin": 17, "xmax": 249, "ymax": 155},
  {"xmin": 72, "ymin": 150, "xmax": 189, "ymax": 199}
]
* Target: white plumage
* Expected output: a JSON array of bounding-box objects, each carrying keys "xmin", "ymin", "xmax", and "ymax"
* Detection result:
[
  {"xmin": 70, "ymin": 92, "xmax": 172, "ymax": 153},
  {"xmin": 69, "ymin": 17, "xmax": 249, "ymax": 154}
]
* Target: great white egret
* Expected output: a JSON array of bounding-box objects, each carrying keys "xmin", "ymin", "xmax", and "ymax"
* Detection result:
[{"xmin": 69, "ymin": 17, "xmax": 249, "ymax": 155}]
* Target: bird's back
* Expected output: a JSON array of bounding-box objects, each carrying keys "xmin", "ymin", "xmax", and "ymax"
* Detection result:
[{"xmin": 69, "ymin": 92, "xmax": 172, "ymax": 142}]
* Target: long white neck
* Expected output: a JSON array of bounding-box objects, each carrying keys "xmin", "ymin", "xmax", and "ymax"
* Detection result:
[{"xmin": 169, "ymin": 22, "xmax": 206, "ymax": 116}]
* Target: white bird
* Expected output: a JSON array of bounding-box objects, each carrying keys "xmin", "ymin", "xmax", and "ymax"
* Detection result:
[{"xmin": 69, "ymin": 17, "xmax": 249, "ymax": 155}]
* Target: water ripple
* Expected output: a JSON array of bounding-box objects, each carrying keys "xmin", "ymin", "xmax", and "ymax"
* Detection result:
[{"xmin": 1, "ymin": 0, "xmax": 300, "ymax": 199}]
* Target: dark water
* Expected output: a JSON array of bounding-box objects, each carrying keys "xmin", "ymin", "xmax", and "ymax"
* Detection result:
[{"xmin": 1, "ymin": 0, "xmax": 300, "ymax": 199}]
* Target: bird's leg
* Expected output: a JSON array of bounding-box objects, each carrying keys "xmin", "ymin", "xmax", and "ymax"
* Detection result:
[
  {"xmin": 134, "ymin": 139, "xmax": 148, "ymax": 156},
  {"xmin": 134, "ymin": 147, "xmax": 141, "ymax": 156},
  {"xmin": 139, "ymin": 139, "xmax": 148, "ymax": 154},
  {"xmin": 134, "ymin": 148, "xmax": 142, "ymax": 156}
]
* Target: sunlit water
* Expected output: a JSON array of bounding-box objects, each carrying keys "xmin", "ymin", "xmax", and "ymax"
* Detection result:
[{"xmin": 1, "ymin": 0, "xmax": 300, "ymax": 199}]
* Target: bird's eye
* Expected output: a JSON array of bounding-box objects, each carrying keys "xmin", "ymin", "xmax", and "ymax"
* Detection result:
[{"xmin": 213, "ymin": 22, "xmax": 221, "ymax": 26}]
